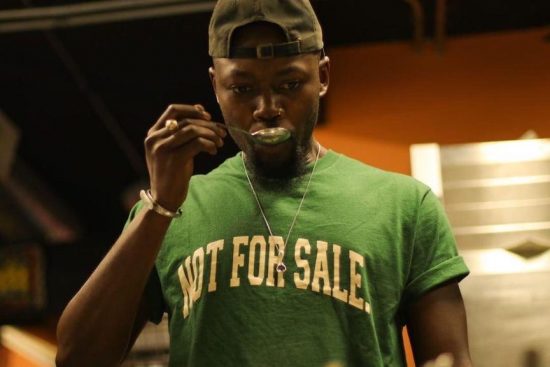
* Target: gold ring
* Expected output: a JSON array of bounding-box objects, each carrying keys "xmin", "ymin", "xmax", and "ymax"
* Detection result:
[{"xmin": 165, "ymin": 119, "xmax": 178, "ymax": 131}]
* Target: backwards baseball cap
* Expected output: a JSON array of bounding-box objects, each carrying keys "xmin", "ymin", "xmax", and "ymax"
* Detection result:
[{"xmin": 208, "ymin": 0, "xmax": 324, "ymax": 59}]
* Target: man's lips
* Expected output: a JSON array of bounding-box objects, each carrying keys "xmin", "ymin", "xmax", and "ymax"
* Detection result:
[{"xmin": 221, "ymin": 121, "xmax": 294, "ymax": 145}]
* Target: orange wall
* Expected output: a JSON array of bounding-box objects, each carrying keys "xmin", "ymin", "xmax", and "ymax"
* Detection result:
[
  {"xmin": 315, "ymin": 26, "xmax": 550, "ymax": 366},
  {"xmin": 316, "ymin": 26, "xmax": 550, "ymax": 174},
  {"xmin": 0, "ymin": 346, "xmax": 44, "ymax": 367}
]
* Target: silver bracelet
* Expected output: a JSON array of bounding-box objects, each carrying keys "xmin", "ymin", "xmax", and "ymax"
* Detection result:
[{"xmin": 139, "ymin": 189, "xmax": 183, "ymax": 218}]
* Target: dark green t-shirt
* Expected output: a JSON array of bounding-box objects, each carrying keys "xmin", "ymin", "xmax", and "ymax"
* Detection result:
[{"xmin": 129, "ymin": 150, "xmax": 469, "ymax": 367}]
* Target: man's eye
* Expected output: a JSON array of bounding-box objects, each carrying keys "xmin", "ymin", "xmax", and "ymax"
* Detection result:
[
  {"xmin": 280, "ymin": 81, "xmax": 301, "ymax": 91},
  {"xmin": 231, "ymin": 85, "xmax": 252, "ymax": 94}
]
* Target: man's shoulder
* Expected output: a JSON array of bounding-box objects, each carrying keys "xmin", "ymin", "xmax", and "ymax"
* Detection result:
[
  {"xmin": 336, "ymin": 151, "xmax": 428, "ymax": 186},
  {"xmin": 330, "ymin": 151, "xmax": 432, "ymax": 205}
]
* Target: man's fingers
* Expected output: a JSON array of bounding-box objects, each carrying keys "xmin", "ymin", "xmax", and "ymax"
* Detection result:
[
  {"xmin": 145, "ymin": 122, "xmax": 224, "ymax": 156},
  {"xmin": 151, "ymin": 133, "xmax": 220, "ymax": 159},
  {"xmin": 179, "ymin": 118, "xmax": 226, "ymax": 137},
  {"xmin": 148, "ymin": 117, "xmax": 226, "ymax": 141},
  {"xmin": 192, "ymin": 137, "xmax": 219, "ymax": 155},
  {"xmin": 145, "ymin": 104, "xmax": 225, "ymax": 163},
  {"xmin": 168, "ymin": 123, "xmax": 224, "ymax": 149},
  {"xmin": 150, "ymin": 104, "xmax": 211, "ymax": 133},
  {"xmin": 193, "ymin": 104, "xmax": 212, "ymax": 120}
]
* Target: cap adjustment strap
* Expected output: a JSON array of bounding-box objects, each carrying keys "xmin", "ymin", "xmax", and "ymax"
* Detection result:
[{"xmin": 231, "ymin": 39, "xmax": 304, "ymax": 59}]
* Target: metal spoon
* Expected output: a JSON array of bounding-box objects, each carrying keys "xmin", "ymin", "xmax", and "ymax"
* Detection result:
[{"xmin": 222, "ymin": 125, "xmax": 292, "ymax": 145}]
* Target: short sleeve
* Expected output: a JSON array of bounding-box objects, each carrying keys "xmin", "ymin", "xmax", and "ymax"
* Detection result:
[
  {"xmin": 125, "ymin": 203, "xmax": 166, "ymax": 324},
  {"xmin": 403, "ymin": 189, "xmax": 469, "ymax": 303}
]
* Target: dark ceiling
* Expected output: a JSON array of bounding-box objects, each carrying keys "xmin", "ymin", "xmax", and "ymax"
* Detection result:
[{"xmin": 1, "ymin": 0, "xmax": 549, "ymax": 246}]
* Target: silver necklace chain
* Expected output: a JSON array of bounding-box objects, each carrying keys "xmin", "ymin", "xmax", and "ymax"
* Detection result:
[{"xmin": 241, "ymin": 142, "xmax": 322, "ymax": 273}]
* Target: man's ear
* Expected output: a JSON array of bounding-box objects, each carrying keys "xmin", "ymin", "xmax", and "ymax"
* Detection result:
[
  {"xmin": 318, "ymin": 55, "xmax": 330, "ymax": 98},
  {"xmin": 208, "ymin": 66, "xmax": 220, "ymax": 103}
]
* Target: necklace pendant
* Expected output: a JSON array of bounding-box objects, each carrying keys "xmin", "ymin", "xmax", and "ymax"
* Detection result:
[{"xmin": 276, "ymin": 262, "xmax": 287, "ymax": 273}]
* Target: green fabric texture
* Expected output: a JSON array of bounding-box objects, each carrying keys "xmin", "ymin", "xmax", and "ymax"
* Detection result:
[{"xmin": 128, "ymin": 150, "xmax": 469, "ymax": 367}]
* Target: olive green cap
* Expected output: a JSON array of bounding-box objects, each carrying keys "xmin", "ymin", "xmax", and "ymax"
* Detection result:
[{"xmin": 208, "ymin": 0, "xmax": 324, "ymax": 59}]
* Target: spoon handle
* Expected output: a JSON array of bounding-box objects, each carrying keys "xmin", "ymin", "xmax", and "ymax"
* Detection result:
[
  {"xmin": 226, "ymin": 125, "xmax": 252, "ymax": 136},
  {"xmin": 215, "ymin": 122, "xmax": 252, "ymax": 137}
]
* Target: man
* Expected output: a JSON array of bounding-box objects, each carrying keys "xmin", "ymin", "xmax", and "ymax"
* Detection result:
[{"xmin": 56, "ymin": 1, "xmax": 472, "ymax": 366}]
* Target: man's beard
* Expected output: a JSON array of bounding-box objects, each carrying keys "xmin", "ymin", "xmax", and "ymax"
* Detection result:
[
  {"xmin": 244, "ymin": 106, "xmax": 318, "ymax": 192},
  {"xmin": 245, "ymin": 140, "xmax": 309, "ymax": 191}
]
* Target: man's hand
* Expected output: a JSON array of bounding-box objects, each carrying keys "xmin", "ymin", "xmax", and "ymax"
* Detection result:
[{"xmin": 145, "ymin": 103, "xmax": 226, "ymax": 212}]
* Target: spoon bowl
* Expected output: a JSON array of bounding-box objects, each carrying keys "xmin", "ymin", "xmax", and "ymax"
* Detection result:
[
  {"xmin": 224, "ymin": 125, "xmax": 292, "ymax": 145},
  {"xmin": 250, "ymin": 127, "xmax": 292, "ymax": 145}
]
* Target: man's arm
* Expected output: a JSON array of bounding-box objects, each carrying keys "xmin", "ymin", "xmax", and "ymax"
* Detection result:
[
  {"xmin": 405, "ymin": 281, "xmax": 473, "ymax": 367},
  {"xmin": 56, "ymin": 209, "xmax": 171, "ymax": 367},
  {"xmin": 56, "ymin": 104, "xmax": 226, "ymax": 367}
]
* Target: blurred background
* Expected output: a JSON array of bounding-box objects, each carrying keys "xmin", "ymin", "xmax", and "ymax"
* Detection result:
[{"xmin": 0, "ymin": 0, "xmax": 549, "ymax": 366}]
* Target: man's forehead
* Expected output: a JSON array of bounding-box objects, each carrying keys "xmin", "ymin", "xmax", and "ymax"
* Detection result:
[{"xmin": 213, "ymin": 55, "xmax": 316, "ymax": 78}]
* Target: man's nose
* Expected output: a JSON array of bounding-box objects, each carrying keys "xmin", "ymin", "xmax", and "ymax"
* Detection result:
[{"xmin": 252, "ymin": 92, "xmax": 282, "ymax": 123}]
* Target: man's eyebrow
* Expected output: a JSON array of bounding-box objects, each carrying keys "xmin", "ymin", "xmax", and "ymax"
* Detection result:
[
  {"xmin": 226, "ymin": 64, "xmax": 307, "ymax": 78},
  {"xmin": 228, "ymin": 69, "xmax": 254, "ymax": 78},
  {"xmin": 275, "ymin": 65, "xmax": 307, "ymax": 77}
]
